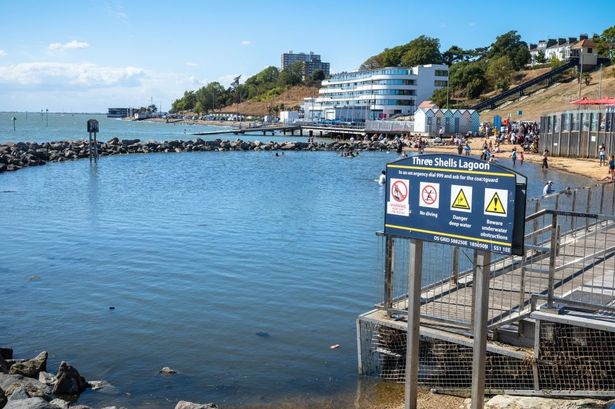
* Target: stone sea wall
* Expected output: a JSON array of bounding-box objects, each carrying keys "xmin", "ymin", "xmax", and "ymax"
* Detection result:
[{"xmin": 0, "ymin": 137, "xmax": 404, "ymax": 174}]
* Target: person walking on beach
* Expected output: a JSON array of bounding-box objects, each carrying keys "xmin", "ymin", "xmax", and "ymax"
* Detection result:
[
  {"xmin": 542, "ymin": 149, "xmax": 549, "ymax": 169},
  {"xmin": 519, "ymin": 150, "xmax": 524, "ymax": 164},
  {"xmin": 599, "ymin": 144, "xmax": 606, "ymax": 166},
  {"xmin": 464, "ymin": 142, "xmax": 471, "ymax": 156},
  {"xmin": 610, "ymin": 155, "xmax": 615, "ymax": 178},
  {"xmin": 511, "ymin": 148, "xmax": 517, "ymax": 166}
]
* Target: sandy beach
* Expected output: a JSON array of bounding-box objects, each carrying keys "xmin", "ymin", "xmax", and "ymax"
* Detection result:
[{"xmin": 421, "ymin": 137, "xmax": 610, "ymax": 182}]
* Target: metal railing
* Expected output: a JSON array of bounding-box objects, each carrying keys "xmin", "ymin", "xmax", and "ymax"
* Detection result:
[{"xmin": 377, "ymin": 182, "xmax": 615, "ymax": 335}]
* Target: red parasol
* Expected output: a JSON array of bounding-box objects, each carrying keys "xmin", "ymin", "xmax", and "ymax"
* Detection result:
[{"xmin": 570, "ymin": 96, "xmax": 615, "ymax": 105}]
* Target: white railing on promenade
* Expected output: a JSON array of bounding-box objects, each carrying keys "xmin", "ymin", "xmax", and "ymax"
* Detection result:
[{"xmin": 365, "ymin": 120, "xmax": 414, "ymax": 133}]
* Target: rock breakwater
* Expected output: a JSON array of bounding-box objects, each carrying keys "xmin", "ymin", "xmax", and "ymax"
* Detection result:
[{"xmin": 0, "ymin": 137, "xmax": 405, "ymax": 174}]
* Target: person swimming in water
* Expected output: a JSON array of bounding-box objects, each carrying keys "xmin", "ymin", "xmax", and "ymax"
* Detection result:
[{"xmin": 378, "ymin": 170, "xmax": 386, "ymax": 185}]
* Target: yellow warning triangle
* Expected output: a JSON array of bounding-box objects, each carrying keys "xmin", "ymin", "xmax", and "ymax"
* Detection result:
[
  {"xmin": 485, "ymin": 192, "xmax": 506, "ymax": 214},
  {"xmin": 452, "ymin": 189, "xmax": 471, "ymax": 210}
]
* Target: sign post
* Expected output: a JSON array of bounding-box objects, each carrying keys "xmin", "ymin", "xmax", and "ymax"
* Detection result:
[{"xmin": 384, "ymin": 154, "xmax": 527, "ymax": 409}]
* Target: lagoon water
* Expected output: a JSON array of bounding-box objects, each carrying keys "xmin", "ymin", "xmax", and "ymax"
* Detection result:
[{"xmin": 0, "ymin": 114, "xmax": 592, "ymax": 408}]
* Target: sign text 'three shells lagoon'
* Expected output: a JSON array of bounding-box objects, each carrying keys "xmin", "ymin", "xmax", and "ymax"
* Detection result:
[{"xmin": 384, "ymin": 154, "xmax": 526, "ymax": 255}]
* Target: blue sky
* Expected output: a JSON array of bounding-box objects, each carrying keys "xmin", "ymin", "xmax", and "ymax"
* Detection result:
[{"xmin": 0, "ymin": 0, "xmax": 613, "ymax": 112}]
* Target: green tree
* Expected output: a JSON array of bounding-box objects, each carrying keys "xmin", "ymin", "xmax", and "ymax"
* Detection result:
[
  {"xmin": 399, "ymin": 35, "xmax": 443, "ymax": 66},
  {"xmin": 486, "ymin": 56, "xmax": 514, "ymax": 91},
  {"xmin": 449, "ymin": 61, "xmax": 487, "ymax": 98},
  {"xmin": 534, "ymin": 50, "xmax": 547, "ymax": 64},
  {"xmin": 466, "ymin": 78, "xmax": 486, "ymax": 99},
  {"xmin": 442, "ymin": 45, "xmax": 467, "ymax": 65},
  {"xmin": 431, "ymin": 88, "xmax": 448, "ymax": 108},
  {"xmin": 549, "ymin": 55, "xmax": 562, "ymax": 68},
  {"xmin": 583, "ymin": 72, "xmax": 592, "ymax": 86},
  {"xmin": 194, "ymin": 101, "xmax": 203, "ymax": 115},
  {"xmin": 488, "ymin": 31, "xmax": 531, "ymax": 70},
  {"xmin": 359, "ymin": 35, "xmax": 442, "ymax": 69},
  {"xmin": 310, "ymin": 69, "xmax": 326, "ymax": 82},
  {"xmin": 360, "ymin": 55, "xmax": 383, "ymax": 70},
  {"xmin": 278, "ymin": 61, "xmax": 304, "ymax": 86},
  {"xmin": 596, "ymin": 25, "xmax": 615, "ymax": 57}
]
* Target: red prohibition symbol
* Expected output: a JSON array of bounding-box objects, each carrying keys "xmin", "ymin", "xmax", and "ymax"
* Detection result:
[
  {"xmin": 391, "ymin": 180, "xmax": 408, "ymax": 202},
  {"xmin": 421, "ymin": 184, "xmax": 437, "ymax": 205}
]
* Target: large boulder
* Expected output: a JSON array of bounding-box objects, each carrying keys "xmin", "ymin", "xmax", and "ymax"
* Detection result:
[
  {"xmin": 7, "ymin": 386, "xmax": 30, "ymax": 401},
  {"xmin": 0, "ymin": 349, "xmax": 12, "ymax": 360},
  {"xmin": 174, "ymin": 401, "xmax": 217, "ymax": 409},
  {"xmin": 0, "ymin": 386, "xmax": 6, "ymax": 409},
  {"xmin": 9, "ymin": 353, "xmax": 47, "ymax": 379},
  {"xmin": 51, "ymin": 362, "xmax": 87, "ymax": 397},
  {"xmin": 3, "ymin": 397, "xmax": 55, "ymax": 409},
  {"xmin": 0, "ymin": 374, "xmax": 51, "ymax": 400}
]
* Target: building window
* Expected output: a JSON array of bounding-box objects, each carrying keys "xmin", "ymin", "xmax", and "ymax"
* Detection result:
[
  {"xmin": 435, "ymin": 69, "xmax": 449, "ymax": 77},
  {"xmin": 434, "ymin": 80, "xmax": 448, "ymax": 87},
  {"xmin": 587, "ymin": 47, "xmax": 593, "ymax": 53}
]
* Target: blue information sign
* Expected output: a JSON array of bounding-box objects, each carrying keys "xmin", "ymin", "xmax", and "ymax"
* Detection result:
[{"xmin": 384, "ymin": 154, "xmax": 526, "ymax": 255}]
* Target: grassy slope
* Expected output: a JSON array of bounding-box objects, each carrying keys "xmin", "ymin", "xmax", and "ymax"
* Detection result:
[
  {"xmin": 481, "ymin": 65, "xmax": 615, "ymax": 122},
  {"xmin": 219, "ymin": 85, "xmax": 319, "ymax": 116}
]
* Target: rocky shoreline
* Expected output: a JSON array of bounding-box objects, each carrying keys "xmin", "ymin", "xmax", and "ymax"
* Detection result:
[
  {"xmin": 0, "ymin": 347, "xmax": 216, "ymax": 409},
  {"xmin": 0, "ymin": 137, "xmax": 404, "ymax": 174}
]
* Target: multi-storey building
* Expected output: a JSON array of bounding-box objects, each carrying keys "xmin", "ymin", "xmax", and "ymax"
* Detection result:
[
  {"xmin": 303, "ymin": 64, "xmax": 449, "ymax": 122},
  {"xmin": 281, "ymin": 51, "xmax": 330, "ymax": 78}
]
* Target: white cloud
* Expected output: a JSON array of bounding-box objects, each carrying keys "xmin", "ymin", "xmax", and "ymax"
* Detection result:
[
  {"xmin": 240, "ymin": 40, "xmax": 251, "ymax": 46},
  {"xmin": 48, "ymin": 40, "xmax": 90, "ymax": 51},
  {"xmin": 0, "ymin": 50, "xmax": 6, "ymax": 58},
  {"xmin": 0, "ymin": 61, "xmax": 209, "ymax": 112},
  {"xmin": 185, "ymin": 62, "xmax": 198, "ymax": 67},
  {"xmin": 0, "ymin": 62, "xmax": 144, "ymax": 88}
]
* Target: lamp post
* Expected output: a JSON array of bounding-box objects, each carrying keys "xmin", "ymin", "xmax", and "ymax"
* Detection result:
[
  {"xmin": 446, "ymin": 66, "xmax": 450, "ymax": 109},
  {"xmin": 578, "ymin": 50, "xmax": 583, "ymax": 98},
  {"xmin": 11, "ymin": 116, "xmax": 16, "ymax": 131},
  {"xmin": 45, "ymin": 108, "xmax": 49, "ymax": 127}
]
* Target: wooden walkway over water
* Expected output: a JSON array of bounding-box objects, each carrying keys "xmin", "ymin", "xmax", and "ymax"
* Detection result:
[{"xmin": 192, "ymin": 124, "xmax": 301, "ymax": 136}]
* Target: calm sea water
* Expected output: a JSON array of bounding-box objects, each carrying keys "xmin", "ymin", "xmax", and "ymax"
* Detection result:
[
  {"xmin": 0, "ymin": 112, "xmax": 308, "ymax": 143},
  {"xmin": 0, "ymin": 116, "xmax": 591, "ymax": 408}
]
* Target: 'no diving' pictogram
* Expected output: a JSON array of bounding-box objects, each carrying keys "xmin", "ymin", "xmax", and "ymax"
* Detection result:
[
  {"xmin": 391, "ymin": 180, "xmax": 408, "ymax": 202},
  {"xmin": 419, "ymin": 182, "xmax": 440, "ymax": 208}
]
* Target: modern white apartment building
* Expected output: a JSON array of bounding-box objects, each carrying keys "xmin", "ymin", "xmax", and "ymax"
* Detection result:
[{"xmin": 303, "ymin": 64, "xmax": 448, "ymax": 122}]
